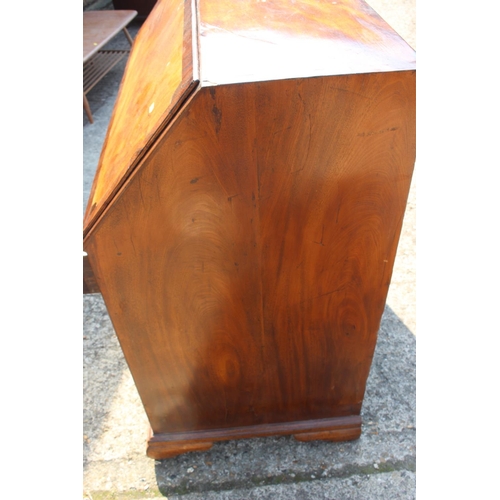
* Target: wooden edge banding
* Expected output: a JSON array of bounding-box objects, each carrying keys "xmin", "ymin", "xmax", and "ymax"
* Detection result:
[
  {"xmin": 293, "ymin": 426, "xmax": 361, "ymax": 442},
  {"xmin": 83, "ymin": 253, "xmax": 100, "ymax": 294},
  {"xmin": 146, "ymin": 415, "xmax": 361, "ymax": 459}
]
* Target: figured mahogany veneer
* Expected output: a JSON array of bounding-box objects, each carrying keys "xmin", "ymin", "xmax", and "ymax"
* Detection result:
[{"xmin": 84, "ymin": 0, "xmax": 416, "ymax": 459}]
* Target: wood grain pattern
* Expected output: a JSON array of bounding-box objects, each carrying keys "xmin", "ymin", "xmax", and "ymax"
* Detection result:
[
  {"xmin": 198, "ymin": 0, "xmax": 416, "ymax": 85},
  {"xmin": 83, "ymin": 0, "xmax": 199, "ymax": 234},
  {"xmin": 84, "ymin": 70, "xmax": 416, "ymax": 440}
]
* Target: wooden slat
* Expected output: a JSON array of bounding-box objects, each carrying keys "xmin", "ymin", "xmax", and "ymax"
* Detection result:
[
  {"xmin": 84, "ymin": 52, "xmax": 119, "ymax": 83},
  {"xmin": 83, "ymin": 50, "xmax": 129, "ymax": 94}
]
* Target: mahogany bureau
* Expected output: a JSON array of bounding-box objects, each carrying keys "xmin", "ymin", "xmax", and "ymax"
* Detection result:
[{"xmin": 83, "ymin": 0, "xmax": 416, "ymax": 459}]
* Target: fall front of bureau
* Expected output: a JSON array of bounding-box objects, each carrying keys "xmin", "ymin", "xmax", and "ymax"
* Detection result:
[{"xmin": 83, "ymin": 0, "xmax": 416, "ymax": 459}]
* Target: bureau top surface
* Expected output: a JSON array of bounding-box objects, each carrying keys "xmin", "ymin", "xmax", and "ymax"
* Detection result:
[{"xmin": 198, "ymin": 0, "xmax": 416, "ymax": 85}]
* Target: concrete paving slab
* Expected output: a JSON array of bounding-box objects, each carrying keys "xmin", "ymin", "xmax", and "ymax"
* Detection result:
[{"xmin": 83, "ymin": 1, "xmax": 416, "ymax": 498}]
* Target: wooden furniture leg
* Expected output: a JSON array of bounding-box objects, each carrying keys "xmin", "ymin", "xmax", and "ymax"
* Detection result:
[
  {"xmin": 123, "ymin": 27, "xmax": 134, "ymax": 46},
  {"xmin": 83, "ymin": 93, "xmax": 93, "ymax": 124}
]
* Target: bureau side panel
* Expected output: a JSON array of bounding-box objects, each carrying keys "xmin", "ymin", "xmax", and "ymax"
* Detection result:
[{"xmin": 84, "ymin": 71, "xmax": 415, "ymax": 434}]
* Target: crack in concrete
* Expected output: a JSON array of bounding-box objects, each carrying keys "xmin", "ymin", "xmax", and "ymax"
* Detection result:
[{"xmin": 156, "ymin": 455, "xmax": 416, "ymax": 497}]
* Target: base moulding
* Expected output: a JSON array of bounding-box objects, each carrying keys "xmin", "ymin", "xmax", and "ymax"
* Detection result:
[{"xmin": 146, "ymin": 415, "xmax": 362, "ymax": 459}]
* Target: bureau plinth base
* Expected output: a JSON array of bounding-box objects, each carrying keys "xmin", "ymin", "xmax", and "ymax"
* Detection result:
[{"xmin": 146, "ymin": 416, "xmax": 362, "ymax": 459}]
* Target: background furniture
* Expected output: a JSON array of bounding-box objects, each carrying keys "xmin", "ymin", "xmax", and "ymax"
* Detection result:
[
  {"xmin": 83, "ymin": 10, "xmax": 137, "ymax": 123},
  {"xmin": 112, "ymin": 0, "xmax": 157, "ymax": 19},
  {"xmin": 84, "ymin": 0, "xmax": 416, "ymax": 459}
]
